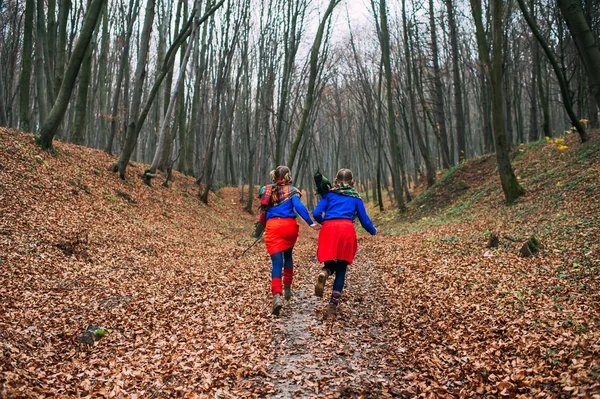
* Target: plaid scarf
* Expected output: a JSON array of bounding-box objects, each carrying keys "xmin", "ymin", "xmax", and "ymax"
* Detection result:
[
  {"xmin": 261, "ymin": 182, "xmax": 301, "ymax": 208},
  {"xmin": 330, "ymin": 183, "xmax": 360, "ymax": 198}
]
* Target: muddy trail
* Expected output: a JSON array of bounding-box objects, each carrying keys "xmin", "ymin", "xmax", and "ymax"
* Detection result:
[
  {"xmin": 259, "ymin": 234, "xmax": 397, "ymax": 398},
  {"xmin": 1, "ymin": 128, "xmax": 600, "ymax": 397}
]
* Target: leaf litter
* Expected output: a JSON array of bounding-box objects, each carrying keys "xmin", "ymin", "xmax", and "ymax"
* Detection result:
[{"xmin": 1, "ymin": 127, "xmax": 599, "ymax": 398}]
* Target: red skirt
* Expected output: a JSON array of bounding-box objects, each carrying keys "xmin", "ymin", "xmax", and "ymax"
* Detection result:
[
  {"xmin": 317, "ymin": 219, "xmax": 357, "ymax": 264},
  {"xmin": 264, "ymin": 218, "xmax": 299, "ymax": 255}
]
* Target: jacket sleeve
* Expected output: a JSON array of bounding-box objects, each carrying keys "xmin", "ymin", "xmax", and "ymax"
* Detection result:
[
  {"xmin": 356, "ymin": 199, "xmax": 377, "ymax": 235},
  {"xmin": 312, "ymin": 194, "xmax": 328, "ymax": 224},
  {"xmin": 292, "ymin": 195, "xmax": 314, "ymax": 226}
]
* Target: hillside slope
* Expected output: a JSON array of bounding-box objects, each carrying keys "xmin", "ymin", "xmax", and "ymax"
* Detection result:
[
  {"xmin": 363, "ymin": 130, "xmax": 600, "ymax": 396},
  {"xmin": 0, "ymin": 128, "xmax": 278, "ymax": 397}
]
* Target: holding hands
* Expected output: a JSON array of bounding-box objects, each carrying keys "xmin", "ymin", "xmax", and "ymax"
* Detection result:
[{"xmin": 310, "ymin": 223, "xmax": 322, "ymax": 231}]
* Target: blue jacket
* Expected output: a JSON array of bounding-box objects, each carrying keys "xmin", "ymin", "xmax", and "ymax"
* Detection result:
[
  {"xmin": 312, "ymin": 193, "xmax": 377, "ymax": 235},
  {"xmin": 267, "ymin": 195, "xmax": 313, "ymax": 226}
]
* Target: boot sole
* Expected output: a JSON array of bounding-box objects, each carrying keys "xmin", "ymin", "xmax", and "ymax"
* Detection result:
[{"xmin": 315, "ymin": 274, "xmax": 327, "ymax": 298}]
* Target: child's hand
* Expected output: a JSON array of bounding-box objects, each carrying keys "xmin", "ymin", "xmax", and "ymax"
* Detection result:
[{"xmin": 310, "ymin": 223, "xmax": 321, "ymax": 231}]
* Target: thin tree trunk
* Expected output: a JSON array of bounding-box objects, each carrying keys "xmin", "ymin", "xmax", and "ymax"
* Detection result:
[
  {"xmin": 96, "ymin": 3, "xmax": 109, "ymax": 147},
  {"xmin": 429, "ymin": 0, "xmax": 450, "ymax": 168},
  {"xmin": 72, "ymin": 41, "xmax": 93, "ymax": 145},
  {"xmin": 471, "ymin": 0, "xmax": 525, "ymax": 204},
  {"xmin": 144, "ymin": 19, "xmax": 198, "ymax": 184},
  {"xmin": 286, "ymin": 0, "xmax": 340, "ymax": 168},
  {"xmin": 38, "ymin": 0, "xmax": 106, "ymax": 150},
  {"xmin": 106, "ymin": 0, "xmax": 139, "ymax": 154},
  {"xmin": 446, "ymin": 0, "xmax": 466, "ymax": 162},
  {"xmin": 274, "ymin": 0, "xmax": 303, "ymax": 165},
  {"xmin": 557, "ymin": 0, "xmax": 600, "ymax": 113},
  {"xmin": 54, "ymin": 0, "xmax": 70, "ymax": 100},
  {"xmin": 19, "ymin": 0, "xmax": 35, "ymax": 132},
  {"xmin": 114, "ymin": 0, "xmax": 156, "ymax": 177},
  {"xmin": 530, "ymin": 0, "xmax": 540, "ymax": 142},
  {"xmin": 403, "ymin": 0, "xmax": 435, "ymax": 187},
  {"xmin": 377, "ymin": 0, "xmax": 405, "ymax": 209},
  {"xmin": 35, "ymin": 0, "xmax": 48, "ymax": 124},
  {"xmin": 538, "ymin": 55, "xmax": 551, "ymax": 137}
]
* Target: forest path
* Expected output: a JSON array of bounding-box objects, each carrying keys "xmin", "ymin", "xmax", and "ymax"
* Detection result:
[{"xmin": 265, "ymin": 233, "xmax": 399, "ymax": 397}]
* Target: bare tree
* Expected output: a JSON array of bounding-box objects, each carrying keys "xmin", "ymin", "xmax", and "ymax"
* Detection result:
[
  {"xmin": 19, "ymin": 0, "xmax": 34, "ymax": 132},
  {"xmin": 516, "ymin": 0, "xmax": 588, "ymax": 142},
  {"xmin": 376, "ymin": 0, "xmax": 405, "ymax": 209},
  {"xmin": 471, "ymin": 0, "xmax": 525, "ymax": 204},
  {"xmin": 37, "ymin": 0, "xmax": 106, "ymax": 150},
  {"xmin": 287, "ymin": 0, "xmax": 341, "ymax": 168},
  {"xmin": 557, "ymin": 0, "xmax": 600, "ymax": 113}
]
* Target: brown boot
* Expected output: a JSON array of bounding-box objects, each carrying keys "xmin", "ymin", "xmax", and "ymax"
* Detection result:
[
  {"xmin": 314, "ymin": 270, "xmax": 329, "ymax": 298},
  {"xmin": 284, "ymin": 286, "xmax": 292, "ymax": 300},
  {"xmin": 327, "ymin": 303, "xmax": 337, "ymax": 317},
  {"xmin": 272, "ymin": 293, "xmax": 282, "ymax": 316}
]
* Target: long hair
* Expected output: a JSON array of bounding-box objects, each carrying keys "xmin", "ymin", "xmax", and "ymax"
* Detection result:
[
  {"xmin": 334, "ymin": 168, "xmax": 354, "ymax": 186},
  {"xmin": 270, "ymin": 165, "xmax": 292, "ymax": 184}
]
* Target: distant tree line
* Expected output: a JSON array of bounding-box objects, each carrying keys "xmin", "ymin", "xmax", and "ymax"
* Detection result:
[{"xmin": 0, "ymin": 0, "xmax": 598, "ymax": 206}]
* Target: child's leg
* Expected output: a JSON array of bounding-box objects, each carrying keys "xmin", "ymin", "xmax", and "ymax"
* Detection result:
[
  {"xmin": 330, "ymin": 260, "xmax": 348, "ymax": 305},
  {"xmin": 270, "ymin": 251, "xmax": 284, "ymax": 295},
  {"xmin": 282, "ymin": 247, "xmax": 294, "ymax": 287},
  {"xmin": 323, "ymin": 260, "xmax": 336, "ymax": 275},
  {"xmin": 315, "ymin": 260, "xmax": 336, "ymax": 297}
]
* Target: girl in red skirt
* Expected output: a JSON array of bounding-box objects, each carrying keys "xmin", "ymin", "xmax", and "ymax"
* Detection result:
[
  {"xmin": 258, "ymin": 166, "xmax": 321, "ymax": 315},
  {"xmin": 312, "ymin": 168, "xmax": 377, "ymax": 316}
]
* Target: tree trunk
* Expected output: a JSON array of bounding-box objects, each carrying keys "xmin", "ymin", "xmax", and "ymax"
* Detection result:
[
  {"xmin": 377, "ymin": 0, "xmax": 405, "ymax": 209},
  {"xmin": 471, "ymin": 0, "xmax": 525, "ymax": 204},
  {"xmin": 557, "ymin": 0, "xmax": 600, "ymax": 113},
  {"xmin": 19, "ymin": 0, "xmax": 35, "ymax": 132},
  {"xmin": 446, "ymin": 0, "xmax": 466, "ymax": 162},
  {"xmin": 286, "ymin": 0, "xmax": 340, "ymax": 168},
  {"xmin": 35, "ymin": 0, "xmax": 48, "ymax": 124},
  {"xmin": 144, "ymin": 20, "xmax": 197, "ymax": 185},
  {"xmin": 72, "ymin": 42, "xmax": 93, "ymax": 145},
  {"xmin": 538, "ymin": 55, "xmax": 551, "ymax": 136},
  {"xmin": 274, "ymin": 0, "xmax": 303, "ymax": 166},
  {"xmin": 106, "ymin": 0, "xmax": 139, "ymax": 154},
  {"xmin": 54, "ymin": 0, "xmax": 70, "ymax": 101},
  {"xmin": 480, "ymin": 64, "xmax": 493, "ymax": 152},
  {"xmin": 114, "ymin": 0, "xmax": 156, "ymax": 177},
  {"xmin": 38, "ymin": 0, "xmax": 106, "ymax": 150},
  {"xmin": 47, "ymin": 0, "xmax": 56, "ymax": 92},
  {"xmin": 429, "ymin": 0, "xmax": 450, "ymax": 168},
  {"xmin": 403, "ymin": 0, "xmax": 435, "ymax": 187},
  {"xmin": 96, "ymin": 3, "xmax": 109, "ymax": 148},
  {"xmin": 529, "ymin": 0, "xmax": 539, "ymax": 142}
]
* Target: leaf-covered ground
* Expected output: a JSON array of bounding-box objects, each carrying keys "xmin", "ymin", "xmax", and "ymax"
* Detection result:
[{"xmin": 0, "ymin": 127, "xmax": 599, "ymax": 398}]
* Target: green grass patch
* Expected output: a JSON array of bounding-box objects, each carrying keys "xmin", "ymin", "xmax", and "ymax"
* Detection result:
[
  {"xmin": 446, "ymin": 191, "xmax": 484, "ymax": 216},
  {"xmin": 576, "ymin": 139, "xmax": 600, "ymax": 164}
]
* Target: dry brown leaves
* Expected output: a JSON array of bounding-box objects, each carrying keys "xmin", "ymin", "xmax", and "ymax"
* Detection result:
[
  {"xmin": 1, "ymin": 127, "xmax": 599, "ymax": 398},
  {"xmin": 0, "ymin": 128, "xmax": 274, "ymax": 397}
]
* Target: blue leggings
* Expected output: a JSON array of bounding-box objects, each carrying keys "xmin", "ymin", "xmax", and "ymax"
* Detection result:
[
  {"xmin": 270, "ymin": 247, "xmax": 294, "ymax": 295},
  {"xmin": 324, "ymin": 260, "xmax": 348, "ymax": 304}
]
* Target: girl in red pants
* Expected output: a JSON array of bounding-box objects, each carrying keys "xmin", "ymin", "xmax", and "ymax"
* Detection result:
[
  {"xmin": 258, "ymin": 166, "xmax": 321, "ymax": 315},
  {"xmin": 312, "ymin": 168, "xmax": 377, "ymax": 316}
]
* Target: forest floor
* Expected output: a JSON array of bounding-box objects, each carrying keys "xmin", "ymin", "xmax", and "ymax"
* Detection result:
[{"xmin": 1, "ymin": 127, "xmax": 599, "ymax": 398}]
